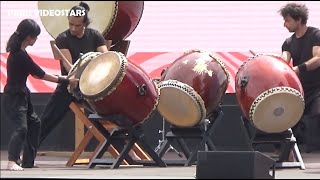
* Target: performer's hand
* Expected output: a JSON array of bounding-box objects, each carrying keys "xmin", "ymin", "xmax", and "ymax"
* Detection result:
[
  {"xmin": 68, "ymin": 77, "xmax": 79, "ymax": 87},
  {"xmin": 292, "ymin": 66, "xmax": 299, "ymax": 75}
]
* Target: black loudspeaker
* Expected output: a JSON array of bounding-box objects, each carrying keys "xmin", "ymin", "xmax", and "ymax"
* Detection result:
[{"xmin": 196, "ymin": 151, "xmax": 275, "ymax": 179}]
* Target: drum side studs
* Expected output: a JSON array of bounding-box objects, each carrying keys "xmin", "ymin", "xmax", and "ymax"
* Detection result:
[
  {"xmin": 240, "ymin": 76, "xmax": 249, "ymax": 88},
  {"xmin": 137, "ymin": 84, "xmax": 147, "ymax": 96}
]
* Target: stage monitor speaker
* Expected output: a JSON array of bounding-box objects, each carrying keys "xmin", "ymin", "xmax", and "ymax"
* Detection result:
[{"xmin": 196, "ymin": 151, "xmax": 275, "ymax": 179}]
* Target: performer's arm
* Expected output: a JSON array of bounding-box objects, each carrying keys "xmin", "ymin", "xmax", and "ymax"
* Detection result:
[
  {"xmin": 281, "ymin": 51, "xmax": 292, "ymax": 64},
  {"xmin": 97, "ymin": 45, "xmax": 109, "ymax": 53}
]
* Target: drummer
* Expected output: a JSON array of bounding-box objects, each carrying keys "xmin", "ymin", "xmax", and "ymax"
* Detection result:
[
  {"xmin": 279, "ymin": 2, "xmax": 320, "ymax": 152},
  {"xmin": 21, "ymin": 2, "xmax": 139, "ymax": 164},
  {"xmin": 38, "ymin": 1, "xmax": 108, "ymax": 148}
]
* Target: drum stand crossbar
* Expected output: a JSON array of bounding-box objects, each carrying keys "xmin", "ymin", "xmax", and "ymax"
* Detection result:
[
  {"xmin": 87, "ymin": 114, "xmax": 167, "ymax": 169},
  {"xmin": 242, "ymin": 117, "xmax": 305, "ymax": 170},
  {"xmin": 156, "ymin": 110, "xmax": 223, "ymax": 166}
]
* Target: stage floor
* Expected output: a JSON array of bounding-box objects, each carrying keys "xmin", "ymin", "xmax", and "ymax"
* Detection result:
[{"xmin": 1, "ymin": 150, "xmax": 319, "ymax": 179}]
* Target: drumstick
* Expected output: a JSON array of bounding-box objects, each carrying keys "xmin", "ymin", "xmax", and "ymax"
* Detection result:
[
  {"xmin": 249, "ymin": 50, "xmax": 257, "ymax": 56},
  {"xmin": 52, "ymin": 44, "xmax": 73, "ymax": 72}
]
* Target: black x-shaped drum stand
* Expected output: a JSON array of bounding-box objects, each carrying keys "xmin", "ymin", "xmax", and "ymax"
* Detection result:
[
  {"xmin": 242, "ymin": 116, "xmax": 305, "ymax": 170},
  {"xmin": 156, "ymin": 110, "xmax": 223, "ymax": 166},
  {"xmin": 87, "ymin": 114, "xmax": 167, "ymax": 169}
]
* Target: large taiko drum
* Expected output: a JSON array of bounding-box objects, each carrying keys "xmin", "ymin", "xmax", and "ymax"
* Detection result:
[
  {"xmin": 158, "ymin": 49, "xmax": 230, "ymax": 127},
  {"xmin": 38, "ymin": 1, "xmax": 144, "ymax": 43},
  {"xmin": 235, "ymin": 53, "xmax": 305, "ymax": 133},
  {"xmin": 78, "ymin": 51, "xmax": 159, "ymax": 126}
]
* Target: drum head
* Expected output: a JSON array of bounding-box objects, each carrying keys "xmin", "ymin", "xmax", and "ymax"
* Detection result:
[
  {"xmin": 250, "ymin": 87, "xmax": 305, "ymax": 133},
  {"xmin": 79, "ymin": 51, "xmax": 127, "ymax": 100},
  {"xmin": 68, "ymin": 52, "xmax": 101, "ymax": 96},
  {"xmin": 38, "ymin": 1, "xmax": 117, "ymax": 39},
  {"xmin": 157, "ymin": 80, "xmax": 206, "ymax": 127},
  {"xmin": 68, "ymin": 52, "xmax": 101, "ymax": 78}
]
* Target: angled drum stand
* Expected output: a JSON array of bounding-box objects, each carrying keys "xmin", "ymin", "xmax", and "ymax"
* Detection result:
[
  {"xmin": 87, "ymin": 113, "xmax": 167, "ymax": 169},
  {"xmin": 156, "ymin": 109, "xmax": 224, "ymax": 166},
  {"xmin": 242, "ymin": 116, "xmax": 305, "ymax": 170},
  {"xmin": 66, "ymin": 102, "xmax": 152, "ymax": 166}
]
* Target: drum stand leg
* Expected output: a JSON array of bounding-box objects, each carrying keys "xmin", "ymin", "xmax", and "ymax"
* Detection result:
[
  {"xmin": 154, "ymin": 118, "xmax": 183, "ymax": 158},
  {"xmin": 87, "ymin": 116, "xmax": 167, "ymax": 169},
  {"xmin": 242, "ymin": 117, "xmax": 305, "ymax": 170},
  {"xmin": 66, "ymin": 102, "xmax": 129, "ymax": 167},
  {"xmin": 157, "ymin": 110, "xmax": 223, "ymax": 166}
]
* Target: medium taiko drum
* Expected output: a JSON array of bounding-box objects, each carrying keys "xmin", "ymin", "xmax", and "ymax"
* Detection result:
[
  {"xmin": 79, "ymin": 51, "xmax": 159, "ymax": 126},
  {"xmin": 235, "ymin": 53, "xmax": 305, "ymax": 133},
  {"xmin": 38, "ymin": 1, "xmax": 144, "ymax": 43},
  {"xmin": 158, "ymin": 49, "xmax": 230, "ymax": 127}
]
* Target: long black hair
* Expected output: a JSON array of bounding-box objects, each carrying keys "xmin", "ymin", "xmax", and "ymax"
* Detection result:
[
  {"xmin": 68, "ymin": 1, "xmax": 91, "ymax": 27},
  {"xmin": 6, "ymin": 19, "xmax": 41, "ymax": 52}
]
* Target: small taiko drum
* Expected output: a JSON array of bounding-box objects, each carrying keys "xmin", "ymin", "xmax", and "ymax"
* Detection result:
[
  {"xmin": 79, "ymin": 51, "xmax": 159, "ymax": 126},
  {"xmin": 158, "ymin": 49, "xmax": 230, "ymax": 127},
  {"xmin": 38, "ymin": 1, "xmax": 144, "ymax": 43},
  {"xmin": 235, "ymin": 53, "xmax": 305, "ymax": 133}
]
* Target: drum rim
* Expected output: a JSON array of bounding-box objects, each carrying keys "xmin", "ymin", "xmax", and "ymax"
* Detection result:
[
  {"xmin": 101, "ymin": 1, "xmax": 118, "ymax": 37},
  {"xmin": 235, "ymin": 53, "xmax": 283, "ymax": 81},
  {"xmin": 249, "ymin": 86, "xmax": 305, "ymax": 133},
  {"xmin": 157, "ymin": 79, "xmax": 207, "ymax": 127},
  {"xmin": 107, "ymin": 1, "xmax": 145, "ymax": 44},
  {"xmin": 138, "ymin": 85, "xmax": 160, "ymax": 126},
  {"xmin": 37, "ymin": 1, "xmax": 119, "ymax": 40},
  {"xmin": 68, "ymin": 52, "xmax": 101, "ymax": 76},
  {"xmin": 80, "ymin": 51, "xmax": 128, "ymax": 101},
  {"xmin": 126, "ymin": 1, "xmax": 144, "ymax": 40}
]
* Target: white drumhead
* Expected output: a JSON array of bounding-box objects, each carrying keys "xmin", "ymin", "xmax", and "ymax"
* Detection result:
[
  {"xmin": 157, "ymin": 80, "xmax": 206, "ymax": 127},
  {"xmin": 38, "ymin": 1, "xmax": 117, "ymax": 39},
  {"xmin": 79, "ymin": 51, "xmax": 127, "ymax": 100},
  {"xmin": 68, "ymin": 52, "xmax": 101, "ymax": 77},
  {"xmin": 250, "ymin": 87, "xmax": 305, "ymax": 133}
]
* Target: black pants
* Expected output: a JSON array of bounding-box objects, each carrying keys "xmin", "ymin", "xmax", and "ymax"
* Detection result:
[
  {"xmin": 2, "ymin": 90, "xmax": 41, "ymax": 167},
  {"xmin": 292, "ymin": 91, "xmax": 320, "ymax": 151},
  {"xmin": 39, "ymin": 84, "xmax": 74, "ymax": 145}
]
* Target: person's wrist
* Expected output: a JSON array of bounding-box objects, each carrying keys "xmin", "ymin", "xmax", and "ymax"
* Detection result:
[
  {"xmin": 297, "ymin": 63, "xmax": 307, "ymax": 73},
  {"xmin": 57, "ymin": 76, "xmax": 70, "ymax": 85}
]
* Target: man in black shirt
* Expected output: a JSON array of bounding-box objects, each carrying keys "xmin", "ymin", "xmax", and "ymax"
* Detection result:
[
  {"xmin": 279, "ymin": 2, "xmax": 320, "ymax": 152},
  {"xmin": 37, "ymin": 2, "xmax": 141, "ymax": 161},
  {"xmin": 39, "ymin": 2, "xmax": 108, "ymax": 145}
]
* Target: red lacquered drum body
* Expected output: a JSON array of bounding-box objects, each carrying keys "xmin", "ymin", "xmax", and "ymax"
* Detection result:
[
  {"xmin": 79, "ymin": 51, "xmax": 158, "ymax": 126},
  {"xmin": 38, "ymin": 1, "xmax": 144, "ymax": 43},
  {"xmin": 158, "ymin": 49, "xmax": 230, "ymax": 127},
  {"xmin": 235, "ymin": 53, "xmax": 305, "ymax": 133},
  {"xmin": 104, "ymin": 1, "xmax": 144, "ymax": 43}
]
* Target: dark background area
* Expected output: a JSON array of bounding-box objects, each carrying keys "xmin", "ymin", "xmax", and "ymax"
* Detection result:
[{"xmin": 0, "ymin": 93, "xmax": 268, "ymax": 152}]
